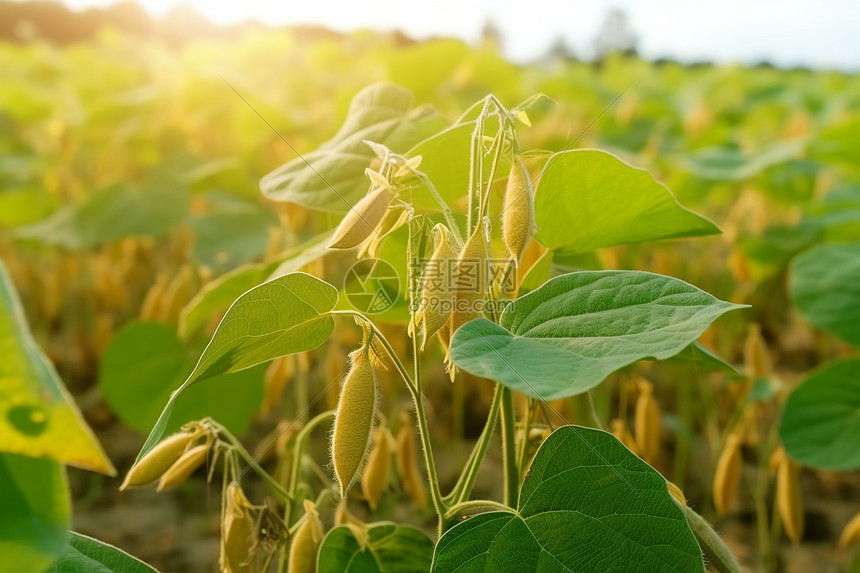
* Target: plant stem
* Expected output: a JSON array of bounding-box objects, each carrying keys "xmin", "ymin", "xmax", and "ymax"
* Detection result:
[
  {"xmin": 500, "ymin": 386, "xmax": 519, "ymax": 507},
  {"xmin": 210, "ymin": 420, "xmax": 293, "ymax": 504},
  {"xmin": 445, "ymin": 382, "xmax": 503, "ymax": 506},
  {"xmin": 516, "ymin": 398, "xmax": 537, "ymax": 474},
  {"xmin": 407, "ymin": 320, "xmax": 447, "ymax": 528},
  {"xmin": 467, "ymin": 98, "xmax": 491, "ymax": 236},
  {"xmin": 586, "ymin": 390, "xmax": 604, "ymax": 430},
  {"xmin": 292, "ymin": 353, "xmax": 308, "ymax": 422},
  {"xmin": 287, "ymin": 411, "xmax": 336, "ymax": 504},
  {"xmin": 682, "ymin": 504, "xmax": 742, "ymax": 573},
  {"xmin": 480, "ymin": 130, "xmax": 506, "ymax": 218},
  {"xmin": 416, "ymin": 171, "xmax": 463, "ymax": 247},
  {"xmin": 445, "ymin": 499, "xmax": 515, "ymax": 521}
]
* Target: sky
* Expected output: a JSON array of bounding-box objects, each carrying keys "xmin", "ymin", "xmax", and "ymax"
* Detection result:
[{"xmin": 56, "ymin": 0, "xmax": 859, "ymax": 70}]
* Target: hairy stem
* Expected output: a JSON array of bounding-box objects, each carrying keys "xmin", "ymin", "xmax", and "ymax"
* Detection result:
[
  {"xmin": 210, "ymin": 420, "xmax": 293, "ymax": 504},
  {"xmin": 682, "ymin": 504, "xmax": 741, "ymax": 573},
  {"xmin": 445, "ymin": 499, "xmax": 515, "ymax": 521},
  {"xmin": 416, "ymin": 171, "xmax": 463, "ymax": 247}
]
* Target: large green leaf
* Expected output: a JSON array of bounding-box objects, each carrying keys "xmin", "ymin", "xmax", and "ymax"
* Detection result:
[
  {"xmin": 533, "ymin": 150, "xmax": 718, "ymax": 253},
  {"xmin": 14, "ymin": 181, "xmax": 189, "ymax": 249},
  {"xmin": 0, "ymin": 453, "xmax": 69, "ymax": 573},
  {"xmin": 260, "ymin": 82, "xmax": 446, "ymax": 212},
  {"xmin": 46, "ymin": 533, "xmax": 159, "ymax": 573},
  {"xmin": 136, "ymin": 273, "xmax": 337, "ymax": 461},
  {"xmin": 432, "ymin": 426, "xmax": 704, "ymax": 573},
  {"xmin": 780, "ymin": 358, "xmax": 860, "ymax": 471},
  {"xmin": 100, "ymin": 322, "xmax": 265, "ymax": 435},
  {"xmin": 450, "ymin": 271, "xmax": 743, "ymax": 400},
  {"xmin": 0, "ymin": 261, "xmax": 114, "ymax": 474},
  {"xmin": 790, "ymin": 243, "xmax": 860, "ymax": 346},
  {"xmin": 318, "ymin": 523, "xmax": 434, "ymax": 573}
]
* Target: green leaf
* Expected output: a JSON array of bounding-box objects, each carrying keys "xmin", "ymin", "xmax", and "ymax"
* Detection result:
[
  {"xmin": 178, "ymin": 229, "xmax": 333, "ymax": 339},
  {"xmin": 663, "ymin": 342, "xmax": 740, "ymax": 376},
  {"xmin": 810, "ymin": 114, "xmax": 860, "ymax": 168},
  {"xmin": 780, "ymin": 358, "xmax": 860, "ymax": 471},
  {"xmin": 260, "ymin": 82, "xmax": 446, "ymax": 212},
  {"xmin": 802, "ymin": 184, "xmax": 860, "ymax": 242},
  {"xmin": 533, "ymin": 150, "xmax": 718, "ymax": 253},
  {"xmin": 680, "ymin": 141, "xmax": 805, "ymax": 181},
  {"xmin": 432, "ymin": 426, "xmax": 704, "ymax": 573},
  {"xmin": 185, "ymin": 272, "xmax": 337, "ymax": 383},
  {"xmin": 450, "ymin": 271, "xmax": 744, "ymax": 400},
  {"xmin": 14, "ymin": 181, "xmax": 189, "ymax": 249},
  {"xmin": 516, "ymin": 250, "xmax": 553, "ymax": 297},
  {"xmin": 319, "ymin": 523, "xmax": 434, "ymax": 573},
  {"xmin": 178, "ymin": 264, "xmax": 269, "ymax": 340},
  {"xmin": 46, "ymin": 533, "xmax": 159, "ymax": 573},
  {"xmin": 739, "ymin": 225, "xmax": 821, "ymax": 277},
  {"xmin": 0, "ymin": 261, "xmax": 114, "ymax": 474},
  {"xmin": 0, "ymin": 188, "xmax": 52, "ymax": 227},
  {"xmin": 790, "ymin": 243, "xmax": 860, "ymax": 346},
  {"xmin": 100, "ymin": 322, "xmax": 265, "ymax": 435},
  {"xmin": 136, "ymin": 273, "xmax": 337, "ymax": 461},
  {"xmin": 0, "ymin": 453, "xmax": 69, "ymax": 573},
  {"xmin": 191, "ymin": 199, "xmax": 279, "ymax": 271},
  {"xmin": 405, "ymin": 120, "xmax": 510, "ymax": 211}
]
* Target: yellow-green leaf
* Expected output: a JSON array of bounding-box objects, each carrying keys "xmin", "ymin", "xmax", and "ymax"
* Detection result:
[{"xmin": 0, "ymin": 261, "xmax": 115, "ymax": 475}]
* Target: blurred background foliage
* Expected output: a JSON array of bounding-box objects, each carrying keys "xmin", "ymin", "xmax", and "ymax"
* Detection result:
[{"xmin": 1, "ymin": 2, "xmax": 860, "ymax": 571}]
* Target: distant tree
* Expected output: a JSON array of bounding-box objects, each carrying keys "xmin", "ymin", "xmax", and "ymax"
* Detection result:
[
  {"xmin": 593, "ymin": 8, "xmax": 638, "ymax": 60},
  {"xmin": 480, "ymin": 19, "xmax": 502, "ymax": 50},
  {"xmin": 546, "ymin": 36, "xmax": 577, "ymax": 63}
]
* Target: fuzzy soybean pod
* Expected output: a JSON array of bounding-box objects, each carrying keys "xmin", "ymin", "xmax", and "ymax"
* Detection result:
[
  {"xmin": 839, "ymin": 510, "xmax": 860, "ymax": 549},
  {"xmin": 395, "ymin": 413, "xmax": 427, "ymax": 509},
  {"xmin": 328, "ymin": 186, "xmax": 395, "ymax": 249},
  {"xmin": 666, "ymin": 480, "xmax": 687, "ymax": 506},
  {"xmin": 713, "ymin": 433, "xmax": 743, "ymax": 515},
  {"xmin": 448, "ymin": 223, "xmax": 489, "ymax": 339},
  {"xmin": 610, "ymin": 418, "xmax": 639, "ymax": 456},
  {"xmin": 744, "ymin": 323, "xmax": 772, "ymax": 380},
  {"xmin": 120, "ymin": 430, "xmax": 200, "ymax": 490},
  {"xmin": 139, "ymin": 273, "xmax": 169, "ymax": 322},
  {"xmin": 288, "ymin": 499, "xmax": 325, "ymax": 573},
  {"xmin": 502, "ymin": 160, "xmax": 535, "ymax": 264},
  {"xmin": 331, "ymin": 348, "xmax": 377, "ymax": 498},
  {"xmin": 260, "ymin": 356, "xmax": 294, "ymax": 416},
  {"xmin": 158, "ymin": 264, "xmax": 195, "ymax": 324},
  {"xmin": 221, "ymin": 483, "xmax": 255, "ymax": 573},
  {"xmin": 634, "ymin": 379, "xmax": 662, "ymax": 465},
  {"xmin": 776, "ymin": 454, "xmax": 804, "ymax": 544},
  {"xmin": 415, "ymin": 223, "xmax": 458, "ymax": 349},
  {"xmin": 361, "ymin": 427, "xmax": 393, "ymax": 511},
  {"xmin": 156, "ymin": 444, "xmax": 210, "ymax": 492}
]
